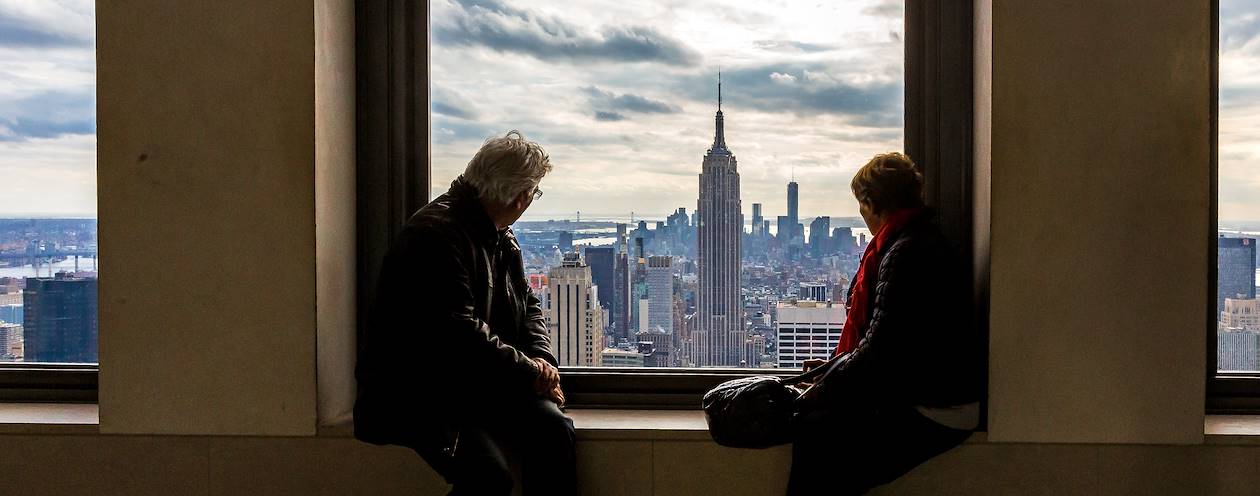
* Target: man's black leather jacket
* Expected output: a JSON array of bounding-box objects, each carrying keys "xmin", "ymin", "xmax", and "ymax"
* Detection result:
[{"xmin": 354, "ymin": 177, "xmax": 556, "ymax": 452}]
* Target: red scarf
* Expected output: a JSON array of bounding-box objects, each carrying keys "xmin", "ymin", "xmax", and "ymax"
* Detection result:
[{"xmin": 834, "ymin": 208, "xmax": 924, "ymax": 357}]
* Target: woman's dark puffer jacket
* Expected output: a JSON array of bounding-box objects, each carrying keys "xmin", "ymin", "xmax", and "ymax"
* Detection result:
[{"xmin": 829, "ymin": 213, "xmax": 983, "ymax": 410}]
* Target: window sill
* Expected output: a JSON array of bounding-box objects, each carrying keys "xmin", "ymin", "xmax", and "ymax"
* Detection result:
[
  {"xmin": 5, "ymin": 406, "xmax": 1251, "ymax": 445},
  {"xmin": 1204, "ymin": 414, "xmax": 1260, "ymax": 444},
  {"xmin": 0, "ymin": 403, "xmax": 99, "ymax": 435}
]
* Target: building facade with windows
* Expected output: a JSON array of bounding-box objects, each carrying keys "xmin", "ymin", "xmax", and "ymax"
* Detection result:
[
  {"xmin": 23, "ymin": 274, "xmax": 98, "ymax": 363},
  {"xmin": 0, "ymin": 322, "xmax": 21, "ymax": 361},
  {"xmin": 1218, "ymin": 237, "xmax": 1257, "ymax": 314},
  {"xmin": 1222, "ymin": 298, "xmax": 1260, "ymax": 330},
  {"xmin": 799, "ymin": 282, "xmax": 831, "ymax": 303},
  {"xmin": 600, "ymin": 348, "xmax": 645, "ymax": 367},
  {"xmin": 776, "ymin": 301, "xmax": 844, "ymax": 369},
  {"xmin": 1219, "ymin": 328, "xmax": 1260, "ymax": 371},
  {"xmin": 0, "ymin": 303, "xmax": 21, "ymax": 325},
  {"xmin": 646, "ymin": 256, "xmax": 674, "ymax": 335},
  {"xmin": 546, "ymin": 254, "xmax": 604, "ymax": 367}
]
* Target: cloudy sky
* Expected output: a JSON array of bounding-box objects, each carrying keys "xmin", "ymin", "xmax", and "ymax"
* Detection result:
[
  {"xmin": 2, "ymin": 0, "xmax": 1258, "ymax": 223},
  {"xmin": 429, "ymin": 0, "xmax": 904, "ymax": 222},
  {"xmin": 1220, "ymin": 0, "xmax": 1260, "ymax": 225},
  {"xmin": 0, "ymin": 0, "xmax": 95, "ymax": 217}
]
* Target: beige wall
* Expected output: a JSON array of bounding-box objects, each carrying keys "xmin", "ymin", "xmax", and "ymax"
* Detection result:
[
  {"xmin": 0, "ymin": 432, "xmax": 1257, "ymax": 495},
  {"xmin": 987, "ymin": 1, "xmax": 1211, "ymax": 444},
  {"xmin": 97, "ymin": 0, "xmax": 341, "ymax": 435},
  {"xmin": 314, "ymin": 0, "xmax": 358, "ymax": 427}
]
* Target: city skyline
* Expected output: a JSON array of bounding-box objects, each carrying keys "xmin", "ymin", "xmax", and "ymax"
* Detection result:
[
  {"xmin": 4, "ymin": 0, "xmax": 1260, "ymax": 222},
  {"xmin": 428, "ymin": 0, "xmax": 904, "ymax": 222}
]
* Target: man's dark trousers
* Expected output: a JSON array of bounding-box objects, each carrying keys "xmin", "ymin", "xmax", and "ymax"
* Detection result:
[{"xmin": 416, "ymin": 397, "xmax": 577, "ymax": 496}]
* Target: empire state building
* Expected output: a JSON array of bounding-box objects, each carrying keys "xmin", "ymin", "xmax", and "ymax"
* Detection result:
[{"xmin": 693, "ymin": 75, "xmax": 746, "ymax": 367}]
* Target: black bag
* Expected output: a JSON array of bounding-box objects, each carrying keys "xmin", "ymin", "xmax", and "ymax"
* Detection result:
[{"xmin": 702, "ymin": 354, "xmax": 846, "ymax": 449}]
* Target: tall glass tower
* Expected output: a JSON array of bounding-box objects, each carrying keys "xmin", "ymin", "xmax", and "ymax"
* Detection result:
[
  {"xmin": 694, "ymin": 74, "xmax": 746, "ymax": 367},
  {"xmin": 787, "ymin": 180, "xmax": 799, "ymax": 236}
]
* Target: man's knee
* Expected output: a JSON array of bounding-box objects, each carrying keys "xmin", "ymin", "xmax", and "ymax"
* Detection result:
[{"xmin": 528, "ymin": 401, "xmax": 576, "ymax": 449}]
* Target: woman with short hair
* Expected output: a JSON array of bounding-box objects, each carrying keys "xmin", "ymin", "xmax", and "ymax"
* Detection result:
[{"xmin": 787, "ymin": 152, "xmax": 982, "ymax": 495}]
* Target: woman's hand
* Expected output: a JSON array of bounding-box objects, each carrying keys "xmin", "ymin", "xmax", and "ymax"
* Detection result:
[{"xmin": 802, "ymin": 358, "xmax": 826, "ymax": 372}]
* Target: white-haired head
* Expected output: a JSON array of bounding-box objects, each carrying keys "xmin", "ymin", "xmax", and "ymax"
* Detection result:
[{"xmin": 462, "ymin": 130, "xmax": 552, "ymax": 207}]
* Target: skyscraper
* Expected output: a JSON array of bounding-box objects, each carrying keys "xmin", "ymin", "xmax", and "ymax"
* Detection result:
[
  {"xmin": 832, "ymin": 226, "xmax": 857, "ymax": 253},
  {"xmin": 630, "ymin": 237, "xmax": 647, "ymax": 334},
  {"xmin": 751, "ymin": 203, "xmax": 763, "ymax": 237},
  {"xmin": 584, "ymin": 246, "xmax": 615, "ymax": 312},
  {"xmin": 809, "ymin": 216, "xmax": 831, "ymax": 258},
  {"xmin": 776, "ymin": 215, "xmax": 792, "ymax": 243},
  {"xmin": 694, "ymin": 74, "xmax": 746, "ymax": 367},
  {"xmin": 546, "ymin": 254, "xmax": 604, "ymax": 366},
  {"xmin": 613, "ymin": 248, "xmax": 631, "ymax": 343},
  {"xmin": 23, "ymin": 274, "xmax": 98, "ymax": 363},
  {"xmin": 787, "ymin": 181, "xmax": 799, "ymax": 234},
  {"xmin": 646, "ymin": 256, "xmax": 674, "ymax": 334},
  {"xmin": 1218, "ymin": 237, "xmax": 1258, "ymax": 314}
]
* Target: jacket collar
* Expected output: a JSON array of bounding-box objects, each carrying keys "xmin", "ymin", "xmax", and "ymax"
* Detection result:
[{"xmin": 448, "ymin": 176, "xmax": 503, "ymax": 246}]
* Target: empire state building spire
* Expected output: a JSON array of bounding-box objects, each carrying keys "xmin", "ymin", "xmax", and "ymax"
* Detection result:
[
  {"xmin": 694, "ymin": 70, "xmax": 744, "ymax": 367},
  {"xmin": 712, "ymin": 71, "xmax": 726, "ymax": 151}
]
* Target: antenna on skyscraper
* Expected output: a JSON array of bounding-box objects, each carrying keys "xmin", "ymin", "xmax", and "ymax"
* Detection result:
[{"xmin": 717, "ymin": 66, "xmax": 722, "ymax": 111}]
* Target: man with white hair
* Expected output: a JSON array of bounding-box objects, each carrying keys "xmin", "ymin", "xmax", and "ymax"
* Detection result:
[{"xmin": 354, "ymin": 131, "xmax": 574, "ymax": 495}]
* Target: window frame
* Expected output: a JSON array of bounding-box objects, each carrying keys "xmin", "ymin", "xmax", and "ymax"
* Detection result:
[
  {"xmin": 1204, "ymin": 0, "xmax": 1260, "ymax": 414},
  {"xmin": 0, "ymin": 18, "xmax": 101, "ymax": 404},
  {"xmin": 357, "ymin": 0, "xmax": 979, "ymax": 410},
  {"xmin": 0, "ymin": 364, "xmax": 97, "ymax": 403}
]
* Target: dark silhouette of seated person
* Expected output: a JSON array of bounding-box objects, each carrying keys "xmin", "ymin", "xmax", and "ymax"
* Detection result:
[
  {"xmin": 355, "ymin": 131, "xmax": 575, "ymax": 496},
  {"xmin": 788, "ymin": 152, "xmax": 981, "ymax": 495}
]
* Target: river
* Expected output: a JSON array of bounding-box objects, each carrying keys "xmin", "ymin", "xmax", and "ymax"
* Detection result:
[{"xmin": 0, "ymin": 256, "xmax": 98, "ymax": 279}]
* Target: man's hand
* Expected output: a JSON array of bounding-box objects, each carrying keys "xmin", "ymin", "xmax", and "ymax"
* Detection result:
[
  {"xmin": 802, "ymin": 358, "xmax": 826, "ymax": 372},
  {"xmin": 546, "ymin": 384, "xmax": 566, "ymax": 408},
  {"xmin": 532, "ymin": 357, "xmax": 559, "ymax": 394}
]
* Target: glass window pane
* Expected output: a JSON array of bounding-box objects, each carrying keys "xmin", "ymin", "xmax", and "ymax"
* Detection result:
[
  {"xmin": 0, "ymin": 1, "xmax": 98, "ymax": 364},
  {"xmin": 429, "ymin": 0, "xmax": 902, "ymax": 368}
]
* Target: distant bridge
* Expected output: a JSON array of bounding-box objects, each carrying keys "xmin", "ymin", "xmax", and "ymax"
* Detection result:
[{"xmin": 0, "ymin": 250, "xmax": 98, "ymax": 261}]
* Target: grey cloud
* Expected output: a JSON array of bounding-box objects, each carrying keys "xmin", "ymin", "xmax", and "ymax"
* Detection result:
[
  {"xmin": 674, "ymin": 65, "xmax": 902, "ymax": 127},
  {"xmin": 0, "ymin": 91, "xmax": 95, "ymax": 142},
  {"xmin": 1222, "ymin": 0, "xmax": 1260, "ymax": 53},
  {"xmin": 434, "ymin": 0, "xmax": 701, "ymax": 66},
  {"xmin": 753, "ymin": 40, "xmax": 835, "ymax": 53},
  {"xmin": 594, "ymin": 111, "xmax": 626, "ymax": 121},
  {"xmin": 432, "ymin": 117, "xmax": 496, "ymax": 145},
  {"xmin": 431, "ymin": 85, "xmax": 480, "ymax": 120},
  {"xmin": 861, "ymin": 1, "xmax": 902, "ymax": 18},
  {"xmin": 0, "ymin": 9, "xmax": 93, "ymax": 48},
  {"xmin": 582, "ymin": 86, "xmax": 680, "ymax": 114}
]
